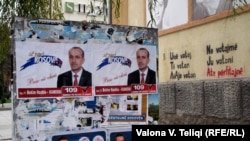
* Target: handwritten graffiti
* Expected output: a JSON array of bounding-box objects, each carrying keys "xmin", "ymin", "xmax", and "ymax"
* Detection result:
[
  {"xmin": 207, "ymin": 66, "xmax": 243, "ymax": 78},
  {"xmin": 207, "ymin": 55, "xmax": 233, "ymax": 66},
  {"xmin": 206, "ymin": 43, "xmax": 243, "ymax": 78},
  {"xmin": 206, "ymin": 43, "xmax": 237, "ymax": 55},
  {"xmin": 169, "ymin": 50, "xmax": 196, "ymax": 80}
]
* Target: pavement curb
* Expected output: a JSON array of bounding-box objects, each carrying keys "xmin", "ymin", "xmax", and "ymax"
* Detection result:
[{"xmin": 0, "ymin": 108, "xmax": 11, "ymax": 111}]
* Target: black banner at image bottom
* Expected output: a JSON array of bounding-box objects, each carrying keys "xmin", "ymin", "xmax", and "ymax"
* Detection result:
[{"xmin": 132, "ymin": 125, "xmax": 250, "ymax": 140}]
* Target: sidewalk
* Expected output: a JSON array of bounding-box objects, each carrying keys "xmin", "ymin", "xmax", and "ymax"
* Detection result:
[
  {"xmin": 0, "ymin": 103, "xmax": 12, "ymax": 141},
  {"xmin": 0, "ymin": 103, "xmax": 12, "ymax": 111}
]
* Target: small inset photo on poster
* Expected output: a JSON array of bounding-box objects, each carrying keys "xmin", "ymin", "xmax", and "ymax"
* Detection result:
[
  {"xmin": 127, "ymin": 94, "xmax": 138, "ymax": 101},
  {"xmin": 107, "ymin": 127, "xmax": 132, "ymax": 141},
  {"xmin": 132, "ymin": 104, "xmax": 138, "ymax": 111},
  {"xmin": 79, "ymin": 136, "xmax": 90, "ymax": 141},
  {"xmin": 126, "ymin": 104, "xmax": 138, "ymax": 111},
  {"xmin": 92, "ymin": 135, "xmax": 104, "ymax": 141},
  {"xmin": 126, "ymin": 104, "xmax": 132, "ymax": 111},
  {"xmin": 51, "ymin": 128, "xmax": 106, "ymax": 141},
  {"xmin": 110, "ymin": 102, "xmax": 119, "ymax": 110}
]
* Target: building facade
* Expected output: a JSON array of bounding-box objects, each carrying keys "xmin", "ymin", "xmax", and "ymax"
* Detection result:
[{"xmin": 117, "ymin": 0, "xmax": 250, "ymax": 124}]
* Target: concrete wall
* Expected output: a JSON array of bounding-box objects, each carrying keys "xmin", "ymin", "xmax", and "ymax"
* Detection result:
[{"xmin": 158, "ymin": 78, "xmax": 250, "ymax": 124}]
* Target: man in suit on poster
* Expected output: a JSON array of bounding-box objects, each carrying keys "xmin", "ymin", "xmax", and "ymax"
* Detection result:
[
  {"xmin": 57, "ymin": 46, "xmax": 92, "ymax": 87},
  {"xmin": 127, "ymin": 48, "xmax": 156, "ymax": 85}
]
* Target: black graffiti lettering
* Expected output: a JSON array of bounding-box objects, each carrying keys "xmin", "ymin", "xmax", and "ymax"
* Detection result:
[
  {"xmin": 216, "ymin": 43, "xmax": 237, "ymax": 53},
  {"xmin": 180, "ymin": 51, "xmax": 191, "ymax": 59},
  {"xmin": 177, "ymin": 61, "xmax": 189, "ymax": 69},
  {"xmin": 216, "ymin": 55, "xmax": 233, "ymax": 64},
  {"xmin": 207, "ymin": 56, "xmax": 214, "ymax": 66},
  {"xmin": 183, "ymin": 71, "xmax": 196, "ymax": 79},
  {"xmin": 206, "ymin": 45, "xmax": 213, "ymax": 54},
  {"xmin": 170, "ymin": 52, "xmax": 178, "ymax": 60},
  {"xmin": 170, "ymin": 71, "xmax": 182, "ymax": 80}
]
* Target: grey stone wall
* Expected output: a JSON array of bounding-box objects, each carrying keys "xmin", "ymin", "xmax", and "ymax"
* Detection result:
[{"xmin": 158, "ymin": 78, "xmax": 250, "ymax": 124}]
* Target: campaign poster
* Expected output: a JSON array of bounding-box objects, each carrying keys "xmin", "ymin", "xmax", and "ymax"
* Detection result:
[
  {"xmin": 12, "ymin": 17, "xmax": 158, "ymax": 141},
  {"xmin": 93, "ymin": 43, "xmax": 157, "ymax": 96},
  {"xmin": 14, "ymin": 18, "xmax": 158, "ymax": 98},
  {"xmin": 16, "ymin": 42, "xmax": 93, "ymax": 98}
]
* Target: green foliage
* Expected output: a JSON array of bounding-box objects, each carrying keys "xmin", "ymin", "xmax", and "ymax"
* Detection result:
[
  {"xmin": 0, "ymin": 23, "xmax": 11, "ymax": 94},
  {"xmin": 102, "ymin": 0, "xmax": 109, "ymax": 23},
  {"xmin": 0, "ymin": 0, "xmax": 64, "ymax": 27},
  {"xmin": 87, "ymin": 1, "xmax": 98, "ymax": 23},
  {"xmin": 0, "ymin": 23, "xmax": 11, "ymax": 63},
  {"xmin": 0, "ymin": 0, "xmax": 64, "ymax": 104},
  {"xmin": 87, "ymin": 0, "xmax": 121, "ymax": 23},
  {"xmin": 0, "ymin": 0, "xmax": 16, "ymax": 26},
  {"xmin": 111, "ymin": 0, "xmax": 121, "ymax": 23},
  {"xmin": 0, "ymin": 91, "xmax": 11, "ymax": 104},
  {"xmin": 231, "ymin": 0, "xmax": 248, "ymax": 16},
  {"xmin": 51, "ymin": 0, "xmax": 64, "ymax": 20},
  {"xmin": 148, "ymin": 103, "xmax": 159, "ymax": 120}
]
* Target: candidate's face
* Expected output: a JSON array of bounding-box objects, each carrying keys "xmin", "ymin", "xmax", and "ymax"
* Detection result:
[
  {"xmin": 69, "ymin": 48, "xmax": 84, "ymax": 73},
  {"xmin": 115, "ymin": 136, "xmax": 125, "ymax": 141},
  {"xmin": 136, "ymin": 49, "xmax": 149, "ymax": 71}
]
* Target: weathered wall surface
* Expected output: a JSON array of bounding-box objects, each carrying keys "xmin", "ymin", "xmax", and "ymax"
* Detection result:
[
  {"xmin": 158, "ymin": 10, "xmax": 250, "ymax": 124},
  {"xmin": 158, "ymin": 79, "xmax": 250, "ymax": 124}
]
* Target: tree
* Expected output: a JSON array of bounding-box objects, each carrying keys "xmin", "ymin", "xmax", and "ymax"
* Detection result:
[
  {"xmin": 0, "ymin": 0, "xmax": 64, "ymax": 106},
  {"xmin": 0, "ymin": 23, "xmax": 11, "ymax": 107}
]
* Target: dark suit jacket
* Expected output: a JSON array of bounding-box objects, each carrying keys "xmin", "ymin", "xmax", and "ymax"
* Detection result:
[
  {"xmin": 57, "ymin": 68, "xmax": 92, "ymax": 88},
  {"xmin": 127, "ymin": 67, "xmax": 156, "ymax": 85}
]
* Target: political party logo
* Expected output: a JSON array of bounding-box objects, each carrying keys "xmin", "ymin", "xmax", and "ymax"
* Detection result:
[
  {"xmin": 20, "ymin": 55, "xmax": 63, "ymax": 71},
  {"xmin": 96, "ymin": 56, "xmax": 131, "ymax": 71}
]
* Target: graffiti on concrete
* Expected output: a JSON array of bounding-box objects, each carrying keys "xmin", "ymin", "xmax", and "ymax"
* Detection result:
[
  {"xmin": 169, "ymin": 50, "xmax": 196, "ymax": 80},
  {"xmin": 206, "ymin": 43, "xmax": 243, "ymax": 78}
]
